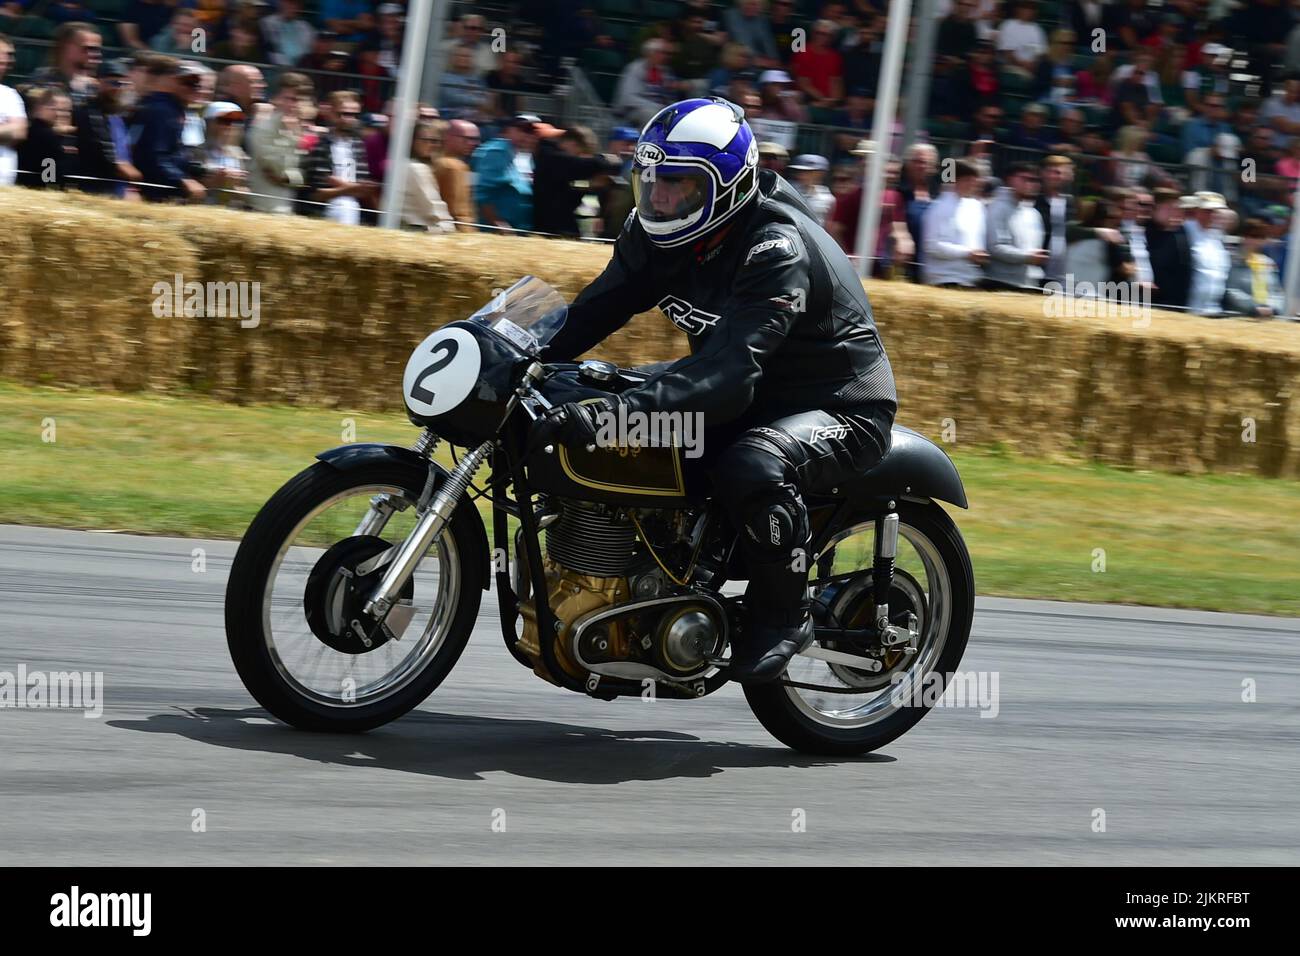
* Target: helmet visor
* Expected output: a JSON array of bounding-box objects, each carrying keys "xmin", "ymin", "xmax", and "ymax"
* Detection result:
[{"xmin": 633, "ymin": 166, "xmax": 711, "ymax": 228}]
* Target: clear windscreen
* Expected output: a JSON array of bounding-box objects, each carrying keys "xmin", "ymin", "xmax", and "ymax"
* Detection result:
[{"xmin": 468, "ymin": 276, "xmax": 568, "ymax": 353}]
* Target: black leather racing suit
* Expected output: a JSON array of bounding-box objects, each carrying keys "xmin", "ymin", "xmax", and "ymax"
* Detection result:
[{"xmin": 544, "ymin": 169, "xmax": 898, "ymax": 631}]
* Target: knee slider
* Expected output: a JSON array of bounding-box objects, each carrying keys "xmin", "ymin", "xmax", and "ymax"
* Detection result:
[{"xmin": 739, "ymin": 487, "xmax": 809, "ymax": 560}]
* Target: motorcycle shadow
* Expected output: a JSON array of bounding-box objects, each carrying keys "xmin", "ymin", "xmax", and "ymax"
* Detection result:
[{"xmin": 109, "ymin": 706, "xmax": 894, "ymax": 783}]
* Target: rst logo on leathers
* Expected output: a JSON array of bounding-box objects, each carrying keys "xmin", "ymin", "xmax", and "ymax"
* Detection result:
[
  {"xmin": 809, "ymin": 424, "xmax": 849, "ymax": 443},
  {"xmin": 658, "ymin": 295, "xmax": 721, "ymax": 336}
]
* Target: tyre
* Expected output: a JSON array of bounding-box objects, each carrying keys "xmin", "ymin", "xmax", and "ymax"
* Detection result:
[
  {"xmin": 744, "ymin": 500, "xmax": 975, "ymax": 755},
  {"xmin": 225, "ymin": 458, "xmax": 486, "ymax": 732}
]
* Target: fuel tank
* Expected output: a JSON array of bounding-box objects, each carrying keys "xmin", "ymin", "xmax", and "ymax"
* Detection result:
[{"xmin": 525, "ymin": 366, "xmax": 701, "ymax": 507}]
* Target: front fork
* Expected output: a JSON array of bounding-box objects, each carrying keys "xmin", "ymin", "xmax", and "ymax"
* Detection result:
[{"xmin": 359, "ymin": 437, "xmax": 493, "ymax": 627}]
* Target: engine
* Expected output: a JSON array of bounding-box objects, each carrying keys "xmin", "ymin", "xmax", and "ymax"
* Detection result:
[{"xmin": 516, "ymin": 501, "xmax": 726, "ymax": 686}]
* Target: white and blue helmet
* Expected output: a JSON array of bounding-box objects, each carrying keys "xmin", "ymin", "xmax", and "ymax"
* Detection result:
[{"xmin": 632, "ymin": 97, "xmax": 760, "ymax": 248}]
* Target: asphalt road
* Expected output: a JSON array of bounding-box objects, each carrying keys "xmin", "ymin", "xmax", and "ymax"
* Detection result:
[{"xmin": 1, "ymin": 524, "xmax": 1297, "ymax": 865}]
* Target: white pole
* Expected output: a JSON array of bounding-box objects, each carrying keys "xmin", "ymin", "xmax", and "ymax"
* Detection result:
[
  {"xmin": 855, "ymin": 0, "xmax": 913, "ymax": 278},
  {"xmin": 381, "ymin": 0, "xmax": 434, "ymax": 229},
  {"xmin": 1285, "ymin": 171, "xmax": 1300, "ymax": 317}
]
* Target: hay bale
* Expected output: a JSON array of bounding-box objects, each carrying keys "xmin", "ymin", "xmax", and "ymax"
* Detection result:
[
  {"xmin": 0, "ymin": 188, "xmax": 197, "ymax": 391},
  {"xmin": 3, "ymin": 187, "xmax": 1299, "ymax": 477}
]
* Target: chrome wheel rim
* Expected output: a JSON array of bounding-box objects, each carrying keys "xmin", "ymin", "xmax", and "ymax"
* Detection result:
[
  {"xmin": 259, "ymin": 484, "xmax": 461, "ymax": 708},
  {"xmin": 784, "ymin": 517, "xmax": 952, "ymax": 729}
]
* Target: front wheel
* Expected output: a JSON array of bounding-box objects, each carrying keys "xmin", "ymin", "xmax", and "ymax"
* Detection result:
[
  {"xmin": 744, "ymin": 500, "xmax": 975, "ymax": 755},
  {"xmin": 225, "ymin": 458, "xmax": 486, "ymax": 732}
]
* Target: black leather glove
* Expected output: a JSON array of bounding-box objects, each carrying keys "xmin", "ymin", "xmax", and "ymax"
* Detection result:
[{"xmin": 530, "ymin": 397, "xmax": 618, "ymax": 452}]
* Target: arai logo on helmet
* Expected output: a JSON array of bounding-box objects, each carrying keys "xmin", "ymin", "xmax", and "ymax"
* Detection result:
[
  {"xmin": 635, "ymin": 142, "xmax": 666, "ymax": 166},
  {"xmin": 745, "ymin": 139, "xmax": 758, "ymax": 167}
]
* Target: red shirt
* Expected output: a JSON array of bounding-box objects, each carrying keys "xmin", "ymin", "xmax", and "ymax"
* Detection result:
[{"xmin": 792, "ymin": 47, "xmax": 843, "ymax": 98}]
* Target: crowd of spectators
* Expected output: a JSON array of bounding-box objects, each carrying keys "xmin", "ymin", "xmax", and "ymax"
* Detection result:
[
  {"xmin": 0, "ymin": 1, "xmax": 1298, "ymax": 316},
  {"xmin": 0, "ymin": 14, "xmax": 629, "ymax": 235}
]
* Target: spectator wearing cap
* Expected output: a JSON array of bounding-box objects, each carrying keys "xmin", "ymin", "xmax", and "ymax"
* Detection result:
[
  {"xmin": 921, "ymin": 158, "xmax": 989, "ymax": 288},
  {"xmin": 435, "ymin": 118, "xmax": 480, "ymax": 232},
  {"xmin": 534, "ymin": 125, "xmax": 620, "ymax": 238},
  {"xmin": 439, "ymin": 44, "xmax": 492, "ymax": 122},
  {"xmin": 31, "ymin": 21, "xmax": 101, "ymax": 108},
  {"xmin": 16, "ymin": 87, "xmax": 74, "ymax": 189},
  {"xmin": 723, "ymin": 0, "xmax": 779, "ymax": 68},
  {"xmin": 985, "ymin": 162, "xmax": 1049, "ymax": 290},
  {"xmin": 1145, "ymin": 186, "xmax": 1193, "ymax": 310},
  {"xmin": 320, "ymin": 0, "xmax": 375, "ymax": 45},
  {"xmin": 301, "ymin": 90, "xmax": 376, "ymax": 224},
  {"xmin": 202, "ymin": 100, "xmax": 251, "ymax": 207},
  {"xmin": 615, "ymin": 39, "xmax": 680, "ymax": 127},
  {"xmin": 791, "ymin": 20, "xmax": 844, "ymax": 114},
  {"xmin": 472, "ymin": 114, "xmax": 538, "ymax": 232},
  {"xmin": 757, "ymin": 140, "xmax": 788, "ymax": 175},
  {"xmin": 755, "ymin": 69, "xmax": 807, "ymax": 123},
  {"xmin": 72, "ymin": 59, "xmax": 141, "ymax": 197},
  {"xmin": 247, "ymin": 71, "xmax": 311, "ymax": 214},
  {"xmin": 1004, "ymin": 102, "xmax": 1053, "ymax": 153},
  {"xmin": 788, "ymin": 154, "xmax": 835, "ymax": 227},
  {"xmin": 0, "ymin": 35, "xmax": 27, "ymax": 188},
  {"xmin": 1224, "ymin": 218, "xmax": 1286, "ymax": 319},
  {"xmin": 401, "ymin": 119, "xmax": 456, "ymax": 232},
  {"xmin": 262, "ymin": 0, "xmax": 316, "ymax": 67},
  {"xmin": 130, "ymin": 58, "xmax": 206, "ymax": 202},
  {"xmin": 1186, "ymin": 191, "xmax": 1232, "ymax": 316}
]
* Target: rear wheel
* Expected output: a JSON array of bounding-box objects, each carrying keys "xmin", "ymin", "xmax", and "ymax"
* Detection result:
[
  {"xmin": 744, "ymin": 500, "xmax": 974, "ymax": 755},
  {"xmin": 225, "ymin": 459, "xmax": 485, "ymax": 733}
]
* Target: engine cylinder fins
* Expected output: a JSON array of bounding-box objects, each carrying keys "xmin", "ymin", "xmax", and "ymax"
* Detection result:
[{"xmin": 545, "ymin": 503, "xmax": 643, "ymax": 576}]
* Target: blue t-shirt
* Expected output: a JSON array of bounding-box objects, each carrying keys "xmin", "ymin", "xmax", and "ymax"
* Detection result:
[
  {"xmin": 319, "ymin": 0, "xmax": 373, "ymax": 42},
  {"xmin": 472, "ymin": 138, "xmax": 532, "ymax": 232}
]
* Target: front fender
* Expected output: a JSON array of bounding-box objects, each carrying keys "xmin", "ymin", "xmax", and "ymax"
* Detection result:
[
  {"xmin": 846, "ymin": 425, "xmax": 969, "ymax": 509},
  {"xmin": 315, "ymin": 443, "xmax": 491, "ymax": 589}
]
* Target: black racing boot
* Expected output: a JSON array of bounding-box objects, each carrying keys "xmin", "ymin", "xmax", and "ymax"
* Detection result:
[{"xmin": 728, "ymin": 559, "xmax": 815, "ymax": 685}]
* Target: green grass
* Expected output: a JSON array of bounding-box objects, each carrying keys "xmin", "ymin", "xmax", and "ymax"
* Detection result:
[{"xmin": 1, "ymin": 381, "xmax": 1296, "ymax": 616}]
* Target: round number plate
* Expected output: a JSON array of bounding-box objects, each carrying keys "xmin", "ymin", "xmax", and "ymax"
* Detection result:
[{"xmin": 402, "ymin": 326, "xmax": 481, "ymax": 418}]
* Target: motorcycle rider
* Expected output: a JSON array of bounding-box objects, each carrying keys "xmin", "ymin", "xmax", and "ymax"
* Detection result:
[{"xmin": 537, "ymin": 97, "xmax": 896, "ymax": 684}]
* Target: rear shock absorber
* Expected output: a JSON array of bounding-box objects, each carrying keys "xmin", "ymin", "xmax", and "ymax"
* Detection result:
[{"xmin": 872, "ymin": 510, "xmax": 899, "ymax": 634}]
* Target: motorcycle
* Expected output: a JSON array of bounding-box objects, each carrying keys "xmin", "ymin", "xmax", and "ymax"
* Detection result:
[{"xmin": 225, "ymin": 277, "xmax": 974, "ymax": 754}]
